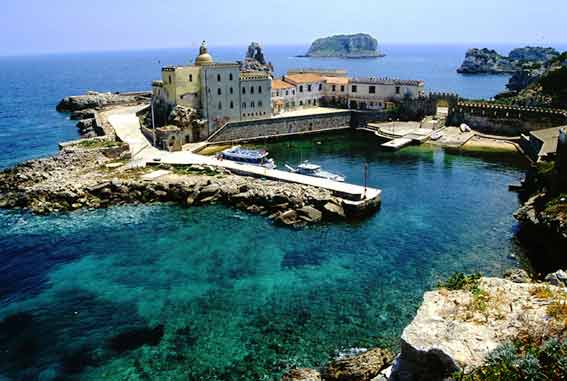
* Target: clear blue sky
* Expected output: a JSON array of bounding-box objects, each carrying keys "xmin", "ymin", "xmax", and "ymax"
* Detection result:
[{"xmin": 1, "ymin": 0, "xmax": 565, "ymax": 55}]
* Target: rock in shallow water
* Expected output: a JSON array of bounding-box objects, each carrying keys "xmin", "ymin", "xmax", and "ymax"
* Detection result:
[
  {"xmin": 283, "ymin": 368, "xmax": 322, "ymax": 381},
  {"xmin": 323, "ymin": 348, "xmax": 395, "ymax": 381}
]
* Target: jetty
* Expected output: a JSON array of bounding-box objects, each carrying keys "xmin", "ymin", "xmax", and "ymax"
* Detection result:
[
  {"xmin": 105, "ymin": 106, "xmax": 381, "ymax": 206},
  {"xmin": 363, "ymin": 122, "xmax": 436, "ymax": 150}
]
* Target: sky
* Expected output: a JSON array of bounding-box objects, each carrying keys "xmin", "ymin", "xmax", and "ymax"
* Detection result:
[{"xmin": 0, "ymin": 0, "xmax": 565, "ymax": 55}]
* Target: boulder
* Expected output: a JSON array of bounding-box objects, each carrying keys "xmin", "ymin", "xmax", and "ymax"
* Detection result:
[
  {"xmin": 70, "ymin": 109, "xmax": 96, "ymax": 120},
  {"xmin": 274, "ymin": 210, "xmax": 299, "ymax": 226},
  {"xmin": 323, "ymin": 348, "xmax": 394, "ymax": 381},
  {"xmin": 545, "ymin": 269, "xmax": 567, "ymax": 287},
  {"xmin": 297, "ymin": 206, "xmax": 323, "ymax": 223},
  {"xmin": 323, "ymin": 202, "xmax": 346, "ymax": 219},
  {"xmin": 56, "ymin": 91, "xmax": 149, "ymax": 112},
  {"xmin": 390, "ymin": 277, "xmax": 563, "ymax": 380},
  {"xmin": 283, "ymin": 368, "xmax": 321, "ymax": 381},
  {"xmin": 502, "ymin": 268, "xmax": 532, "ymax": 283}
]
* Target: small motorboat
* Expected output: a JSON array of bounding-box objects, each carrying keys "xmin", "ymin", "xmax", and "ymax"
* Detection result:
[
  {"xmin": 218, "ymin": 146, "xmax": 276, "ymax": 169},
  {"xmin": 430, "ymin": 131, "xmax": 443, "ymax": 141},
  {"xmin": 285, "ymin": 161, "xmax": 345, "ymax": 182}
]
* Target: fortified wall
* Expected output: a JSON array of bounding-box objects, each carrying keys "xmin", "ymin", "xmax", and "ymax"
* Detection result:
[
  {"xmin": 207, "ymin": 111, "xmax": 352, "ymax": 144},
  {"xmin": 449, "ymin": 102, "xmax": 567, "ymax": 136},
  {"xmin": 399, "ymin": 92, "xmax": 460, "ymax": 121}
]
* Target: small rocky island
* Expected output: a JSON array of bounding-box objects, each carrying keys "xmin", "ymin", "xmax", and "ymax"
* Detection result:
[
  {"xmin": 457, "ymin": 46, "xmax": 560, "ymax": 74},
  {"xmin": 300, "ymin": 33, "xmax": 385, "ymax": 58}
]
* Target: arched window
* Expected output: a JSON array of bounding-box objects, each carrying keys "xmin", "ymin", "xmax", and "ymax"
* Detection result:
[
  {"xmin": 217, "ymin": 88, "xmax": 222, "ymax": 95},
  {"xmin": 230, "ymin": 87, "xmax": 233, "ymax": 94},
  {"xmin": 229, "ymin": 73, "xmax": 233, "ymax": 81},
  {"xmin": 189, "ymin": 74, "xmax": 193, "ymax": 82},
  {"xmin": 242, "ymin": 87, "xmax": 246, "ymax": 94},
  {"xmin": 218, "ymin": 102, "xmax": 222, "ymax": 110},
  {"xmin": 258, "ymin": 86, "xmax": 262, "ymax": 93},
  {"xmin": 251, "ymin": 87, "xmax": 254, "ymax": 94},
  {"xmin": 230, "ymin": 101, "xmax": 234, "ymax": 109},
  {"xmin": 217, "ymin": 74, "xmax": 221, "ymax": 82}
]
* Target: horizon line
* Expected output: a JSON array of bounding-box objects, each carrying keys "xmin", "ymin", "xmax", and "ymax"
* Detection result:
[{"xmin": 2, "ymin": 41, "xmax": 567, "ymax": 59}]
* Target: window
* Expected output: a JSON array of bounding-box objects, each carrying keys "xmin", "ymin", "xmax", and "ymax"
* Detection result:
[
  {"xmin": 251, "ymin": 87, "xmax": 254, "ymax": 94},
  {"xmin": 332, "ymin": 85, "xmax": 336, "ymax": 92},
  {"xmin": 352, "ymin": 85, "xmax": 358, "ymax": 93},
  {"xmin": 217, "ymin": 88, "xmax": 222, "ymax": 95},
  {"xmin": 396, "ymin": 86, "xmax": 401, "ymax": 95},
  {"xmin": 258, "ymin": 101, "xmax": 263, "ymax": 107},
  {"xmin": 318, "ymin": 84, "xmax": 322, "ymax": 91},
  {"xmin": 258, "ymin": 86, "xmax": 262, "ymax": 93},
  {"xmin": 251, "ymin": 102, "xmax": 255, "ymax": 108},
  {"xmin": 217, "ymin": 74, "xmax": 221, "ymax": 82},
  {"xmin": 293, "ymin": 90, "xmax": 296, "ymax": 95},
  {"xmin": 340, "ymin": 85, "xmax": 345, "ymax": 92},
  {"xmin": 242, "ymin": 87, "xmax": 246, "ymax": 94},
  {"xmin": 229, "ymin": 73, "xmax": 233, "ymax": 81},
  {"xmin": 168, "ymin": 75, "xmax": 172, "ymax": 84},
  {"xmin": 242, "ymin": 102, "xmax": 246, "ymax": 109},
  {"xmin": 307, "ymin": 100, "xmax": 311, "ymax": 105},
  {"xmin": 230, "ymin": 87, "xmax": 233, "ymax": 94},
  {"xmin": 218, "ymin": 102, "xmax": 222, "ymax": 110},
  {"xmin": 230, "ymin": 101, "xmax": 234, "ymax": 109},
  {"xmin": 307, "ymin": 84, "xmax": 312, "ymax": 92},
  {"xmin": 299, "ymin": 85, "xmax": 303, "ymax": 93},
  {"xmin": 189, "ymin": 74, "xmax": 193, "ymax": 82},
  {"xmin": 369, "ymin": 86, "xmax": 376, "ymax": 94},
  {"xmin": 300, "ymin": 100, "xmax": 303, "ymax": 106},
  {"xmin": 285, "ymin": 90, "xmax": 289, "ymax": 96}
]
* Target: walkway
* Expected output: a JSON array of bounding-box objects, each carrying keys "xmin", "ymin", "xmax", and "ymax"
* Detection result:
[{"xmin": 104, "ymin": 106, "xmax": 381, "ymax": 202}]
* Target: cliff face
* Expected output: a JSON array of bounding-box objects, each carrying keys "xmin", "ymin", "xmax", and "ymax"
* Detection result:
[
  {"xmin": 390, "ymin": 277, "xmax": 566, "ymax": 380},
  {"xmin": 304, "ymin": 34, "xmax": 384, "ymax": 58},
  {"xmin": 457, "ymin": 46, "xmax": 560, "ymax": 75}
]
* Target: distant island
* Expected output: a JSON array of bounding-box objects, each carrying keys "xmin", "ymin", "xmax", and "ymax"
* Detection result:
[
  {"xmin": 457, "ymin": 46, "xmax": 560, "ymax": 74},
  {"xmin": 299, "ymin": 33, "xmax": 385, "ymax": 59}
]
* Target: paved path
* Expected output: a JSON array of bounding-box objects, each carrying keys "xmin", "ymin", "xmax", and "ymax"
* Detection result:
[{"xmin": 104, "ymin": 106, "xmax": 381, "ymax": 202}]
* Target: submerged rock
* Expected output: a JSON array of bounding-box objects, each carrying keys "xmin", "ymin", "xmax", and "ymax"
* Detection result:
[
  {"xmin": 283, "ymin": 368, "xmax": 322, "ymax": 381},
  {"xmin": 108, "ymin": 325, "xmax": 164, "ymax": 354}
]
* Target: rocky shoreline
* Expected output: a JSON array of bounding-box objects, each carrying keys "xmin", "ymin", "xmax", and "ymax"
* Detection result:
[{"xmin": 0, "ymin": 142, "xmax": 361, "ymax": 228}]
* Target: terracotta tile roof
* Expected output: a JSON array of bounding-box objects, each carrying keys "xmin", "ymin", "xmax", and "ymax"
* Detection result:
[
  {"xmin": 272, "ymin": 79, "xmax": 295, "ymax": 90},
  {"xmin": 284, "ymin": 73, "xmax": 323, "ymax": 85},
  {"xmin": 322, "ymin": 76, "xmax": 350, "ymax": 85}
]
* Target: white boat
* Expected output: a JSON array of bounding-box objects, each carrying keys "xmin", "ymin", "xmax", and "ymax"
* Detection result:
[
  {"xmin": 218, "ymin": 146, "xmax": 276, "ymax": 169},
  {"xmin": 460, "ymin": 123, "xmax": 472, "ymax": 133},
  {"xmin": 430, "ymin": 131, "xmax": 443, "ymax": 141},
  {"xmin": 285, "ymin": 161, "xmax": 345, "ymax": 182}
]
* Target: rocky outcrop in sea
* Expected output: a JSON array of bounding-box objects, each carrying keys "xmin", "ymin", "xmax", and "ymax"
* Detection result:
[
  {"xmin": 239, "ymin": 42, "xmax": 274, "ymax": 74},
  {"xmin": 302, "ymin": 34, "xmax": 384, "ymax": 59},
  {"xmin": 0, "ymin": 142, "xmax": 359, "ymax": 228},
  {"xmin": 457, "ymin": 46, "xmax": 560, "ymax": 74},
  {"xmin": 56, "ymin": 91, "xmax": 150, "ymax": 112}
]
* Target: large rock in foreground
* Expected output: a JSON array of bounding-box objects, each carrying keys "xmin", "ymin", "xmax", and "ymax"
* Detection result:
[
  {"xmin": 390, "ymin": 277, "xmax": 565, "ymax": 380},
  {"xmin": 303, "ymin": 33, "xmax": 384, "ymax": 58}
]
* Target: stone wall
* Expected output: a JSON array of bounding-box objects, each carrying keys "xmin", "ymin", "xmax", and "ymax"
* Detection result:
[
  {"xmin": 208, "ymin": 111, "xmax": 351, "ymax": 143},
  {"xmin": 449, "ymin": 102, "xmax": 567, "ymax": 136}
]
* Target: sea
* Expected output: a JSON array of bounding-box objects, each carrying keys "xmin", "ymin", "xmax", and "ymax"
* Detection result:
[{"xmin": 0, "ymin": 43, "xmax": 562, "ymax": 380}]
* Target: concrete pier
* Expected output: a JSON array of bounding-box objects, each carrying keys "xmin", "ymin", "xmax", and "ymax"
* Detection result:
[{"xmin": 105, "ymin": 106, "xmax": 381, "ymax": 206}]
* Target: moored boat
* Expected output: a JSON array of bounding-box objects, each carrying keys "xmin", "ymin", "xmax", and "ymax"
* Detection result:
[
  {"xmin": 218, "ymin": 146, "xmax": 276, "ymax": 169},
  {"xmin": 285, "ymin": 161, "xmax": 345, "ymax": 182}
]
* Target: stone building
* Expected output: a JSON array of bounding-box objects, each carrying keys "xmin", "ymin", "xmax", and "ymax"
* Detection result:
[
  {"xmin": 240, "ymin": 71, "xmax": 272, "ymax": 120},
  {"xmin": 152, "ymin": 41, "xmax": 272, "ymax": 140},
  {"xmin": 271, "ymin": 79, "xmax": 296, "ymax": 114},
  {"xmin": 282, "ymin": 73, "xmax": 325, "ymax": 109},
  {"xmin": 347, "ymin": 78, "xmax": 425, "ymax": 110}
]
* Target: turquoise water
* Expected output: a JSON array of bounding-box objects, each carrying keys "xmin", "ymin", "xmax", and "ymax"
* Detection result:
[
  {"xmin": 0, "ymin": 47, "xmax": 534, "ymax": 380},
  {"xmin": 0, "ymin": 131, "xmax": 529, "ymax": 380}
]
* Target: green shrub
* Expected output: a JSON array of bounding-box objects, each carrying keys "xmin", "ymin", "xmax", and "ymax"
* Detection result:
[
  {"xmin": 437, "ymin": 272, "xmax": 482, "ymax": 292},
  {"xmin": 456, "ymin": 337, "xmax": 567, "ymax": 380}
]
